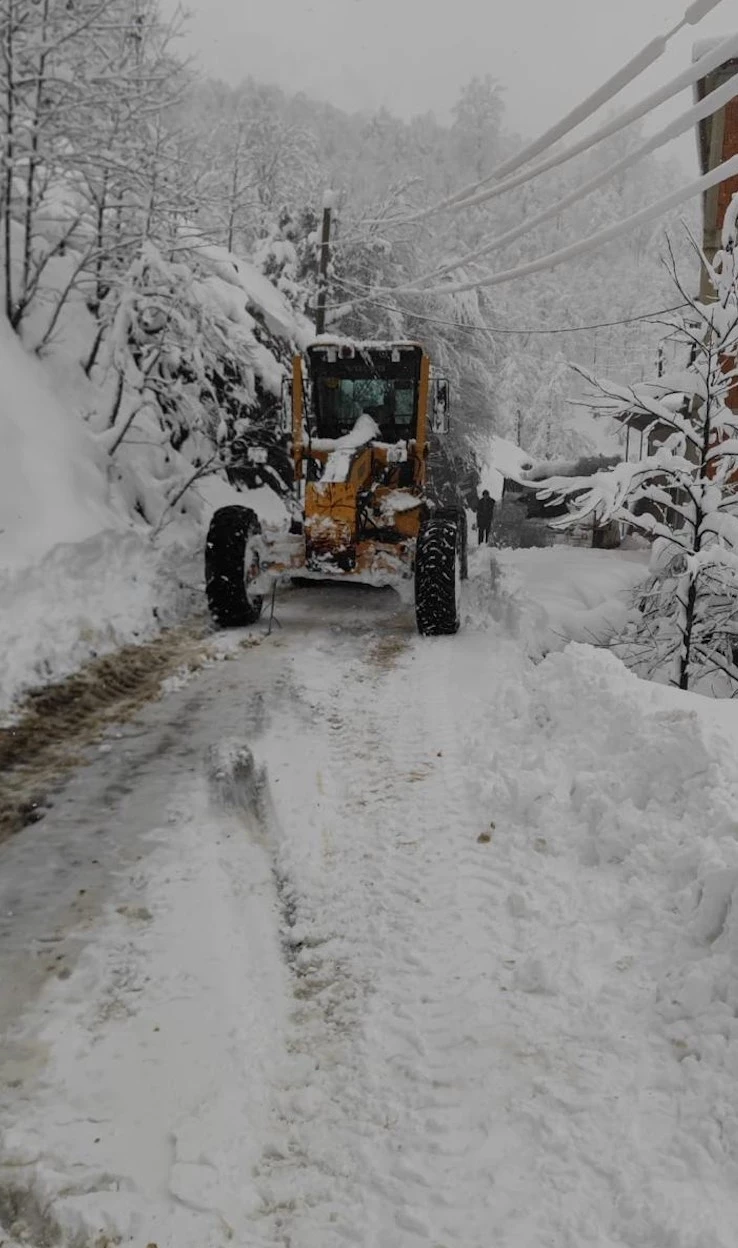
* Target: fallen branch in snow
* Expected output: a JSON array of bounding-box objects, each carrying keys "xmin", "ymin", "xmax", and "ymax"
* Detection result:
[
  {"xmin": 106, "ymin": 395, "xmax": 149, "ymax": 456},
  {"xmin": 106, "ymin": 329, "xmax": 169, "ymax": 453},
  {"xmin": 153, "ymin": 453, "xmax": 220, "ymax": 535}
]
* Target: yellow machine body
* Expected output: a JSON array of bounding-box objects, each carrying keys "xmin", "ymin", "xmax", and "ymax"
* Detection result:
[{"xmin": 262, "ymin": 340, "xmax": 436, "ymax": 585}]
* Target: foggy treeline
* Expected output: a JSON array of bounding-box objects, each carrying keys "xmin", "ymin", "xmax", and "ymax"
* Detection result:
[{"xmin": 0, "ymin": 0, "xmax": 698, "ymax": 481}]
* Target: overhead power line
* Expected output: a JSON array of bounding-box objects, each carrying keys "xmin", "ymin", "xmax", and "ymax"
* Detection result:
[
  {"xmin": 370, "ymin": 23, "xmax": 738, "ymax": 232},
  {"xmin": 322, "ymin": 5, "xmax": 735, "ymax": 312},
  {"xmin": 438, "ymin": 0, "xmax": 724, "ymax": 213},
  {"xmin": 325, "ymin": 278, "xmax": 689, "ymax": 335},
  {"xmin": 379, "ymin": 154, "xmax": 738, "ymax": 298},
  {"xmin": 408, "ymin": 70, "xmax": 738, "ymax": 289}
]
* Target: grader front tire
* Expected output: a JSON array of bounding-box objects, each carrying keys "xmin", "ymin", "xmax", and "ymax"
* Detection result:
[
  {"xmin": 414, "ymin": 518, "xmax": 461, "ymax": 636},
  {"xmin": 205, "ymin": 505, "xmax": 264, "ymax": 628}
]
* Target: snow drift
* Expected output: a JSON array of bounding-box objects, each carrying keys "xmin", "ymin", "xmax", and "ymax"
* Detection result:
[
  {"xmin": 0, "ymin": 230, "xmax": 303, "ymax": 716},
  {"xmin": 0, "ymin": 314, "xmax": 112, "ymax": 570}
]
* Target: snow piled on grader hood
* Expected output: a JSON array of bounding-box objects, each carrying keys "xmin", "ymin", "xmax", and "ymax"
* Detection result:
[
  {"xmin": 313, "ymin": 414, "xmax": 382, "ymax": 484},
  {"xmin": 311, "ymin": 413, "xmax": 381, "ymax": 454},
  {"xmin": 309, "ymin": 336, "xmax": 424, "ymax": 351}
]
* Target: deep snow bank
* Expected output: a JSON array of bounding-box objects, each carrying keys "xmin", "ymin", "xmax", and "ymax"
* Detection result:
[
  {"xmin": 0, "ymin": 317, "xmax": 280, "ymax": 717},
  {"xmin": 520, "ymin": 643, "xmax": 738, "ymax": 1172},
  {"xmin": 0, "ymin": 315, "xmax": 112, "ymax": 569},
  {"xmin": 465, "ymin": 545, "xmax": 649, "ymax": 653}
]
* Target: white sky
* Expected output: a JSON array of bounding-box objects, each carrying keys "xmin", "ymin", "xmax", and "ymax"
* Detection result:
[{"xmin": 171, "ymin": 0, "xmax": 732, "ymax": 169}]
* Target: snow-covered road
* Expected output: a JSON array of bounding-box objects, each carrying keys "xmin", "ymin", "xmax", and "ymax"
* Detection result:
[{"xmin": 3, "ymin": 551, "xmax": 738, "ymax": 1248}]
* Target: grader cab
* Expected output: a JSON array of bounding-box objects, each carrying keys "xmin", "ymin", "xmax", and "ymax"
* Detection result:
[{"xmin": 205, "ymin": 340, "xmax": 467, "ymax": 636}]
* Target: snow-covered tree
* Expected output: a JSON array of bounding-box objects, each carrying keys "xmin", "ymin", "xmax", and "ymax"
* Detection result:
[
  {"xmin": 528, "ymin": 352, "xmax": 596, "ymax": 461},
  {"xmin": 0, "ymin": 0, "xmax": 101, "ymax": 328},
  {"xmin": 494, "ymin": 355, "xmax": 533, "ymax": 446},
  {"xmin": 450, "ymin": 75, "xmax": 505, "ymax": 182},
  {"xmin": 537, "ymin": 207, "xmax": 738, "ymax": 692},
  {"xmin": 254, "ymin": 205, "xmax": 318, "ymax": 316},
  {"xmin": 96, "ymin": 235, "xmax": 303, "ymax": 523},
  {"xmin": 0, "ymin": 0, "xmax": 188, "ymax": 341}
]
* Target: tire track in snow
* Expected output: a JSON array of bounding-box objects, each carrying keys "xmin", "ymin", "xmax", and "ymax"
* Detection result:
[
  {"xmin": 254, "ymin": 623, "xmax": 529, "ymax": 1246},
  {"xmin": 354, "ymin": 637, "xmax": 520, "ymax": 1247},
  {"xmin": 251, "ymin": 631, "xmax": 382, "ymax": 1247}
]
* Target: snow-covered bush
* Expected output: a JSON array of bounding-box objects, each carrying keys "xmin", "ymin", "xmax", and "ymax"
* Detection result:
[
  {"xmin": 92, "ymin": 234, "xmax": 310, "ymax": 525},
  {"xmin": 537, "ymin": 201, "xmax": 738, "ymax": 692},
  {"xmin": 254, "ymin": 206, "xmax": 319, "ymax": 315}
]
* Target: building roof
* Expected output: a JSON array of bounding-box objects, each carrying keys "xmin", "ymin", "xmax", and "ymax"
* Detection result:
[{"xmin": 609, "ymin": 394, "xmax": 687, "ymax": 435}]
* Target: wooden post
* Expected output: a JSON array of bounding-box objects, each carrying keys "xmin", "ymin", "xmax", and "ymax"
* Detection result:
[{"xmin": 314, "ymin": 190, "xmax": 334, "ymax": 336}]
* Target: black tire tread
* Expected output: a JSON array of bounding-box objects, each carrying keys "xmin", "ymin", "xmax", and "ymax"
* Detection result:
[
  {"xmin": 415, "ymin": 518, "xmax": 461, "ymax": 636},
  {"xmin": 434, "ymin": 505, "xmax": 468, "ymax": 579},
  {"xmin": 205, "ymin": 505, "xmax": 263, "ymax": 627}
]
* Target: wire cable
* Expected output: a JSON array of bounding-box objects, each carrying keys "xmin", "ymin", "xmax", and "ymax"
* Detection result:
[
  {"xmin": 325, "ymin": 287, "xmax": 689, "ymax": 336},
  {"xmin": 371, "ymin": 154, "xmax": 738, "ymax": 298},
  {"xmin": 406, "ymin": 69, "xmax": 738, "ymax": 289},
  {"xmin": 440, "ymin": 0, "xmax": 726, "ymax": 212},
  {"xmin": 363, "ymin": 25, "xmax": 738, "ymax": 231}
]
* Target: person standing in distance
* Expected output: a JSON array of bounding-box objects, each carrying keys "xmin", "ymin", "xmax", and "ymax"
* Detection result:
[{"xmin": 476, "ymin": 489, "xmax": 495, "ymax": 545}]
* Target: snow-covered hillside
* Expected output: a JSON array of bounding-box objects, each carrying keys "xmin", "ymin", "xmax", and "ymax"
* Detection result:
[{"xmin": 0, "ymin": 236, "xmax": 309, "ymax": 716}]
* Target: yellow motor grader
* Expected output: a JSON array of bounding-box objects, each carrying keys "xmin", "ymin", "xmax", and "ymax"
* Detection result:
[{"xmin": 205, "ymin": 339, "xmax": 467, "ymax": 635}]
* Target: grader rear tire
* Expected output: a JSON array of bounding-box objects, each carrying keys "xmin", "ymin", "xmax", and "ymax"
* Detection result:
[
  {"xmin": 434, "ymin": 505, "xmax": 468, "ymax": 580},
  {"xmin": 415, "ymin": 518, "xmax": 461, "ymax": 636},
  {"xmin": 205, "ymin": 505, "xmax": 264, "ymax": 627}
]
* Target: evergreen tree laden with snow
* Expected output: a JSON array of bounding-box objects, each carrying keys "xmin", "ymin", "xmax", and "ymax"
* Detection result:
[{"xmin": 537, "ymin": 202, "xmax": 738, "ymax": 693}]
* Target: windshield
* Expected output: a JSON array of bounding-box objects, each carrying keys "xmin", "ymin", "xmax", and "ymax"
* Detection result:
[
  {"xmin": 307, "ymin": 345, "xmax": 422, "ymax": 443},
  {"xmin": 314, "ymin": 376, "xmax": 417, "ymax": 443}
]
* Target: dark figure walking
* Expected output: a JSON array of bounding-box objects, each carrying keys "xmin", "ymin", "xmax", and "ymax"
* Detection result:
[{"xmin": 476, "ymin": 489, "xmax": 495, "ymax": 545}]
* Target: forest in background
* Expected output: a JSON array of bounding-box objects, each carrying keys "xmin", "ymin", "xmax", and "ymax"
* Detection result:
[{"xmin": 0, "ymin": 0, "xmax": 702, "ymax": 508}]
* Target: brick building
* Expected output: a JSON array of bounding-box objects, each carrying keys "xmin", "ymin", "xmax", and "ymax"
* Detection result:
[
  {"xmin": 695, "ymin": 42, "xmax": 738, "ymax": 425},
  {"xmin": 695, "ymin": 41, "xmax": 738, "ymax": 304}
]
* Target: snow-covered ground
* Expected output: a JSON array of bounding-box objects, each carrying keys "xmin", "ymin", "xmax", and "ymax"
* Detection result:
[
  {"xmin": 3, "ymin": 550, "xmax": 738, "ymax": 1248},
  {"xmin": 490, "ymin": 544, "xmax": 649, "ymax": 654}
]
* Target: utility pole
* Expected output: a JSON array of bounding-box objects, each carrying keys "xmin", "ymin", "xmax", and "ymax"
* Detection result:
[
  {"xmin": 657, "ymin": 340, "xmax": 665, "ymax": 378},
  {"xmin": 314, "ymin": 189, "xmax": 334, "ymax": 336}
]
